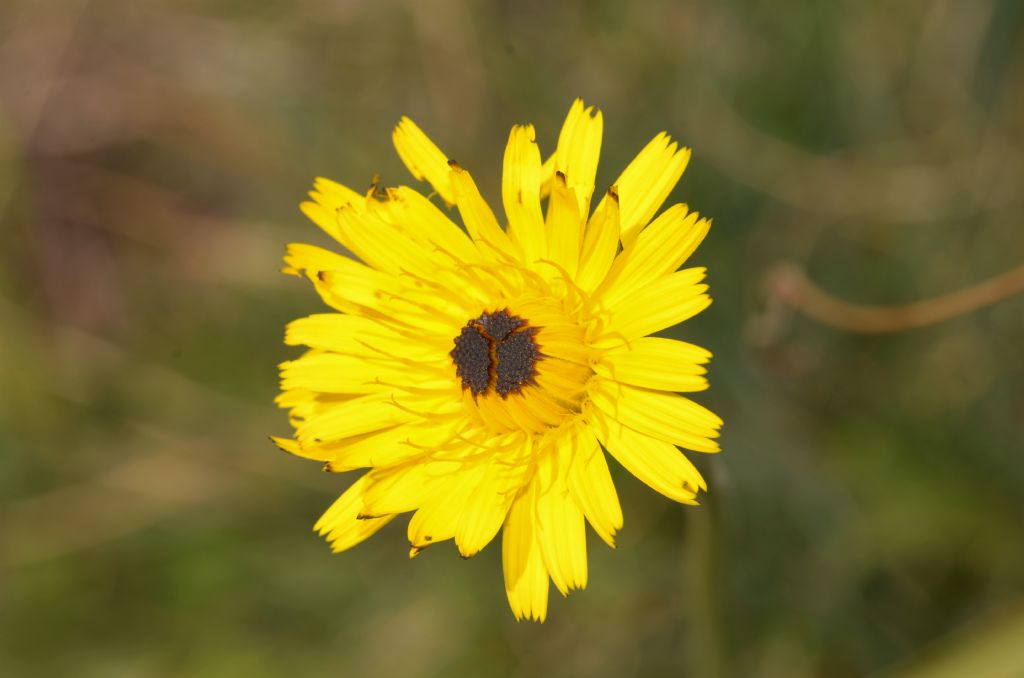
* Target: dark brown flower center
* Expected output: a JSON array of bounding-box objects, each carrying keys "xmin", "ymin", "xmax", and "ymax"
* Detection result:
[{"xmin": 450, "ymin": 309, "xmax": 541, "ymax": 397}]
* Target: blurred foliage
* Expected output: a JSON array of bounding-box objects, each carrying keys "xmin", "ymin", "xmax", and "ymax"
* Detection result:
[{"xmin": 2, "ymin": 0, "xmax": 1023, "ymax": 676}]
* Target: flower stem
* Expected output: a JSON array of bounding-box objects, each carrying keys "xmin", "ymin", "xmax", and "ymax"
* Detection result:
[{"xmin": 684, "ymin": 460, "xmax": 728, "ymax": 678}]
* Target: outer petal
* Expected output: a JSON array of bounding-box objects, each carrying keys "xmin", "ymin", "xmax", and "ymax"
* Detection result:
[
  {"xmin": 589, "ymin": 407, "xmax": 707, "ymax": 503},
  {"xmin": 595, "ymin": 268, "xmax": 710, "ymax": 343},
  {"xmin": 592, "ymin": 132, "xmax": 691, "ymax": 246},
  {"xmin": 310, "ymin": 176, "xmax": 363, "ymax": 211},
  {"xmin": 502, "ymin": 482, "xmax": 550, "ymax": 622},
  {"xmin": 281, "ymin": 243, "xmax": 398, "ymax": 314},
  {"xmin": 502, "ymin": 124, "xmax": 547, "ymax": 263},
  {"xmin": 282, "ymin": 242, "xmax": 352, "ymax": 273},
  {"xmin": 297, "ymin": 391, "xmax": 460, "ymax": 446},
  {"xmin": 284, "ymin": 313, "xmax": 444, "ymax": 360},
  {"xmin": 298, "ymin": 177, "xmax": 366, "ymax": 252},
  {"xmin": 284, "ymin": 424, "xmax": 427, "ymax": 468},
  {"xmin": 553, "ymin": 98, "xmax": 603, "ymax": 216},
  {"xmin": 455, "ymin": 435, "xmax": 531, "ymax": 558},
  {"xmin": 275, "ymin": 389, "xmax": 319, "ymax": 429},
  {"xmin": 312, "ymin": 261, "xmax": 464, "ymax": 337},
  {"xmin": 407, "ymin": 463, "xmax": 488, "ymax": 549},
  {"xmin": 295, "ymin": 392, "xmax": 411, "ymax": 445},
  {"xmin": 564, "ymin": 424, "xmax": 623, "ymax": 548},
  {"xmin": 598, "ymin": 205, "xmax": 710, "ymax": 307},
  {"xmin": 361, "ymin": 459, "xmax": 461, "ymax": 517},
  {"xmin": 594, "ymin": 337, "xmax": 711, "ymax": 393},
  {"xmin": 449, "ymin": 162, "xmax": 521, "ymax": 261},
  {"xmin": 545, "ymin": 171, "xmax": 583, "ymax": 278},
  {"xmin": 589, "ymin": 378, "xmax": 722, "ymax": 453},
  {"xmin": 535, "ymin": 444, "xmax": 588, "ymax": 595},
  {"xmin": 322, "ymin": 419, "xmax": 463, "ymax": 472},
  {"xmin": 335, "ymin": 204, "xmax": 453, "ymax": 277},
  {"xmin": 379, "ymin": 186, "xmax": 480, "ymax": 263},
  {"xmin": 280, "ymin": 352, "xmax": 410, "ymax": 394},
  {"xmin": 314, "ymin": 475, "xmax": 397, "ymax": 553},
  {"xmin": 575, "ymin": 187, "xmax": 620, "ymax": 292},
  {"xmin": 392, "ymin": 117, "xmax": 456, "ymax": 205}
]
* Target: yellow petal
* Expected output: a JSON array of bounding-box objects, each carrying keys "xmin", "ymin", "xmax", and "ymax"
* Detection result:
[
  {"xmin": 275, "ymin": 388, "xmax": 319, "ymax": 429},
  {"xmin": 282, "ymin": 243, "xmax": 397, "ymax": 314},
  {"xmin": 311, "ymin": 176, "xmax": 363, "ymax": 210},
  {"xmin": 575, "ymin": 187, "xmax": 620, "ymax": 292},
  {"xmin": 380, "ymin": 186, "xmax": 479, "ymax": 263},
  {"xmin": 595, "ymin": 337, "xmax": 711, "ymax": 393},
  {"xmin": 309, "ymin": 259, "xmax": 463, "ymax": 337},
  {"xmin": 564, "ymin": 425, "xmax": 623, "ymax": 548},
  {"xmin": 284, "ymin": 313, "xmax": 443, "ymax": 361},
  {"xmin": 589, "ymin": 378, "xmax": 722, "ymax": 452},
  {"xmin": 407, "ymin": 463, "xmax": 487, "ymax": 548},
  {"xmin": 296, "ymin": 392, "xmax": 412, "ymax": 445},
  {"xmin": 502, "ymin": 124, "xmax": 547, "ymax": 263},
  {"xmin": 539, "ymin": 153, "xmax": 556, "ymax": 199},
  {"xmin": 314, "ymin": 475, "xmax": 397, "ymax": 552},
  {"xmin": 323, "ymin": 419, "xmax": 463, "ymax": 471},
  {"xmin": 455, "ymin": 436, "xmax": 529, "ymax": 557},
  {"xmin": 299, "ymin": 200, "xmax": 345, "ymax": 247},
  {"xmin": 280, "ymin": 352, "xmax": 416, "ymax": 394},
  {"xmin": 591, "ymin": 410, "xmax": 705, "ymax": 503},
  {"xmin": 598, "ymin": 205, "xmax": 710, "ymax": 307},
  {"xmin": 448, "ymin": 162, "xmax": 521, "ymax": 261},
  {"xmin": 553, "ymin": 98, "xmax": 603, "ymax": 216},
  {"xmin": 361, "ymin": 459, "xmax": 461, "ymax": 517},
  {"xmin": 300, "ymin": 177, "xmax": 365, "ymax": 251},
  {"xmin": 270, "ymin": 435, "xmax": 302, "ymax": 456},
  {"xmin": 299, "ymin": 425, "xmax": 420, "ymax": 468},
  {"xmin": 596, "ymin": 267, "xmax": 710, "ymax": 342},
  {"xmin": 282, "ymin": 242, "xmax": 352, "ymax": 278},
  {"xmin": 502, "ymin": 483, "xmax": 550, "ymax": 622},
  {"xmin": 455, "ymin": 486, "xmax": 515, "ymax": 557},
  {"xmin": 392, "ymin": 117, "xmax": 456, "ymax": 205},
  {"xmin": 535, "ymin": 447, "xmax": 588, "ymax": 595},
  {"xmin": 592, "ymin": 132, "xmax": 691, "ymax": 246},
  {"xmin": 544, "ymin": 171, "xmax": 582, "ymax": 279},
  {"xmin": 339, "ymin": 203, "xmax": 471, "ymax": 279}
]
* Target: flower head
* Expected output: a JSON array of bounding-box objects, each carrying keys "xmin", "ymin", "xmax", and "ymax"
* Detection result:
[{"xmin": 275, "ymin": 99, "xmax": 721, "ymax": 621}]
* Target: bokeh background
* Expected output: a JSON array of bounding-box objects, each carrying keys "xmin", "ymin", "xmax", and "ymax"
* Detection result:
[{"xmin": 2, "ymin": 1, "xmax": 1023, "ymax": 676}]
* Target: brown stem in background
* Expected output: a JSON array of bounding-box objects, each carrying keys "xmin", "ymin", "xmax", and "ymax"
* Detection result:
[{"xmin": 753, "ymin": 262, "xmax": 1024, "ymax": 340}]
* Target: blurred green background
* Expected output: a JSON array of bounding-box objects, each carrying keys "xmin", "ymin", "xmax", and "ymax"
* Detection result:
[{"xmin": 2, "ymin": 1, "xmax": 1023, "ymax": 676}]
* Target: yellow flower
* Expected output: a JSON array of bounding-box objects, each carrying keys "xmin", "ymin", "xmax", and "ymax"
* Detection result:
[{"xmin": 274, "ymin": 99, "xmax": 721, "ymax": 621}]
